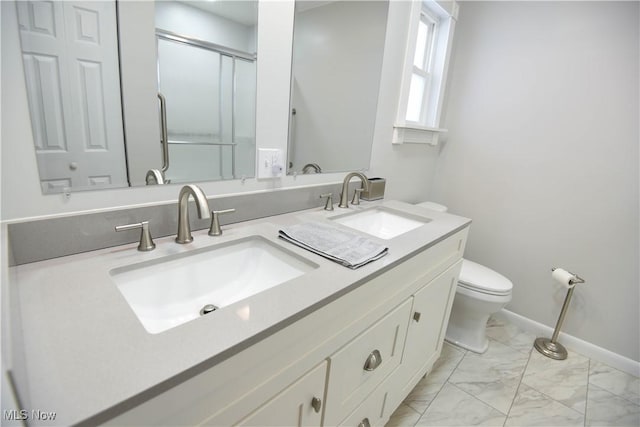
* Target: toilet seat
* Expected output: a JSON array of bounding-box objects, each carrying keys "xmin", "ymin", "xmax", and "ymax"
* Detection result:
[{"xmin": 458, "ymin": 260, "xmax": 512, "ymax": 296}]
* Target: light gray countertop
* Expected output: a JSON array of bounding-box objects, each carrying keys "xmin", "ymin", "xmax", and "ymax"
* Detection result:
[{"xmin": 8, "ymin": 200, "xmax": 470, "ymax": 426}]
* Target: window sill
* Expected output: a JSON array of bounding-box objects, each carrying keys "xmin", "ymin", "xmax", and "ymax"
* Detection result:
[{"xmin": 392, "ymin": 123, "xmax": 448, "ymax": 145}]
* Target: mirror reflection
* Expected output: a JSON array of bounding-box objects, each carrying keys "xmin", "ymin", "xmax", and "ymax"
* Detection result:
[
  {"xmin": 287, "ymin": 0, "xmax": 388, "ymax": 175},
  {"xmin": 155, "ymin": 1, "xmax": 257, "ymax": 184},
  {"xmin": 16, "ymin": 1, "xmax": 129, "ymax": 194},
  {"xmin": 16, "ymin": 0, "xmax": 257, "ymax": 194}
]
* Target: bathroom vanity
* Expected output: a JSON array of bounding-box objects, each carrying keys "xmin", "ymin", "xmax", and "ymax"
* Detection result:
[{"xmin": 7, "ymin": 201, "xmax": 470, "ymax": 426}]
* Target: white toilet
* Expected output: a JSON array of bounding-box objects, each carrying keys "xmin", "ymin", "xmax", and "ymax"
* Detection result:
[{"xmin": 416, "ymin": 202, "xmax": 513, "ymax": 353}]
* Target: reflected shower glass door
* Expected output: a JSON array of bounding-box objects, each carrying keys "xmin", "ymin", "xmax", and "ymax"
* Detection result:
[{"xmin": 156, "ymin": 33, "xmax": 256, "ymax": 183}]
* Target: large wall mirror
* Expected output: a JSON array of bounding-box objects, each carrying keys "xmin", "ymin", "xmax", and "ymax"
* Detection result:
[
  {"xmin": 15, "ymin": 0, "xmax": 257, "ymax": 194},
  {"xmin": 155, "ymin": 1, "xmax": 257, "ymax": 184},
  {"xmin": 287, "ymin": 0, "xmax": 388, "ymax": 175}
]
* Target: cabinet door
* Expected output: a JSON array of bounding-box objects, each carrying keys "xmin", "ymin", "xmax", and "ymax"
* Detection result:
[
  {"xmin": 384, "ymin": 261, "xmax": 462, "ymax": 416},
  {"xmin": 233, "ymin": 361, "xmax": 327, "ymax": 427},
  {"xmin": 404, "ymin": 261, "xmax": 461, "ymax": 372}
]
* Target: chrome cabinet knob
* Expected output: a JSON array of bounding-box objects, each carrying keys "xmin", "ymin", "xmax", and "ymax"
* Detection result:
[
  {"xmin": 363, "ymin": 349, "xmax": 382, "ymax": 371},
  {"xmin": 311, "ymin": 397, "xmax": 322, "ymax": 413},
  {"xmin": 358, "ymin": 417, "xmax": 371, "ymax": 427}
]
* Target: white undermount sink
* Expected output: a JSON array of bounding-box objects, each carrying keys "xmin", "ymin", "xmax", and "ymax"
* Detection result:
[
  {"xmin": 110, "ymin": 236, "xmax": 317, "ymax": 334},
  {"xmin": 331, "ymin": 206, "xmax": 431, "ymax": 239}
]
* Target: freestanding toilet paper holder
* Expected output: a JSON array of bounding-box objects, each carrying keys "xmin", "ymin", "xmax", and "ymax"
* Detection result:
[{"xmin": 534, "ymin": 268, "xmax": 585, "ymax": 360}]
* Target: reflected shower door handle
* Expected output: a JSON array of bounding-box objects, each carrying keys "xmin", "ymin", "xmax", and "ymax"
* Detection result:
[{"xmin": 157, "ymin": 92, "xmax": 169, "ymax": 173}]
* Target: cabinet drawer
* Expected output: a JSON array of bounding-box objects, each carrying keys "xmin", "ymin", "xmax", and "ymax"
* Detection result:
[
  {"xmin": 338, "ymin": 365, "xmax": 401, "ymax": 427},
  {"xmin": 324, "ymin": 299, "xmax": 412, "ymax": 426}
]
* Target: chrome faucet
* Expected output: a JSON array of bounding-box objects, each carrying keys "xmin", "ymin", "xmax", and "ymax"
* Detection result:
[
  {"xmin": 145, "ymin": 169, "xmax": 166, "ymax": 185},
  {"xmin": 176, "ymin": 185, "xmax": 210, "ymax": 244},
  {"xmin": 302, "ymin": 163, "xmax": 322, "ymax": 174},
  {"xmin": 338, "ymin": 172, "xmax": 370, "ymax": 208}
]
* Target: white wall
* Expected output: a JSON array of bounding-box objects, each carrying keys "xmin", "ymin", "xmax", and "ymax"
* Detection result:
[
  {"xmin": 1, "ymin": 0, "xmax": 439, "ymax": 221},
  {"xmin": 290, "ymin": 1, "xmax": 387, "ymax": 173},
  {"xmin": 431, "ymin": 1, "xmax": 639, "ymax": 361},
  {"xmin": 155, "ymin": 1, "xmax": 256, "ymax": 54},
  {"xmin": 367, "ymin": 1, "xmax": 443, "ymax": 203}
]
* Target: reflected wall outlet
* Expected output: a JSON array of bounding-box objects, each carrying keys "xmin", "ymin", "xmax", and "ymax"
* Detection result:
[{"xmin": 257, "ymin": 148, "xmax": 284, "ymax": 179}]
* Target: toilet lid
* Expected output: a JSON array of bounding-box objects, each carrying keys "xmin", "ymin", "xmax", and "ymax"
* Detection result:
[{"xmin": 458, "ymin": 260, "xmax": 513, "ymax": 296}]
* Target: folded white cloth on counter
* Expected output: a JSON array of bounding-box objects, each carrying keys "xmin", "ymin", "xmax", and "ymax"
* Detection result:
[{"xmin": 278, "ymin": 221, "xmax": 388, "ymax": 269}]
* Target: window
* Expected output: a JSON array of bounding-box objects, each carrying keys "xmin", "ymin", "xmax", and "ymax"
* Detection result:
[
  {"xmin": 406, "ymin": 13, "xmax": 437, "ymax": 123},
  {"xmin": 393, "ymin": 0, "xmax": 458, "ymax": 145}
]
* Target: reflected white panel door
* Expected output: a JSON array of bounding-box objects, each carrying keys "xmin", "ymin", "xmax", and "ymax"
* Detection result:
[{"xmin": 16, "ymin": 1, "xmax": 128, "ymax": 193}]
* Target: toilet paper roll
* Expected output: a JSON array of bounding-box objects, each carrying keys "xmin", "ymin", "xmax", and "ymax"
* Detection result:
[{"xmin": 552, "ymin": 268, "xmax": 577, "ymax": 289}]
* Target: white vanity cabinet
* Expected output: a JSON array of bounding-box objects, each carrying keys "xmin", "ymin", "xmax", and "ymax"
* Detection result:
[
  {"xmin": 331, "ymin": 261, "xmax": 462, "ymax": 427},
  {"xmin": 103, "ymin": 227, "xmax": 468, "ymax": 427}
]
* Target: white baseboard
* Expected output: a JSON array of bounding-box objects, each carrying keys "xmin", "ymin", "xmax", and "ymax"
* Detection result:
[{"xmin": 494, "ymin": 309, "xmax": 640, "ymax": 378}]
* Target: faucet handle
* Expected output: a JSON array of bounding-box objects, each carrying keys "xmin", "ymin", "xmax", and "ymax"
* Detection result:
[
  {"xmin": 208, "ymin": 209, "xmax": 236, "ymax": 236},
  {"xmin": 320, "ymin": 193, "xmax": 334, "ymax": 211},
  {"xmin": 115, "ymin": 221, "xmax": 156, "ymax": 251},
  {"xmin": 351, "ymin": 188, "xmax": 364, "ymax": 205}
]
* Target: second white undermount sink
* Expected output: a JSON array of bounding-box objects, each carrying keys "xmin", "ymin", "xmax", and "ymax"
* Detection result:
[
  {"xmin": 110, "ymin": 236, "xmax": 317, "ymax": 334},
  {"xmin": 331, "ymin": 207, "xmax": 431, "ymax": 239}
]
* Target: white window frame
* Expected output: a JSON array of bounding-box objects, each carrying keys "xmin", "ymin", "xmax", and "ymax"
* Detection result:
[
  {"xmin": 393, "ymin": 0, "xmax": 458, "ymax": 145},
  {"xmin": 405, "ymin": 12, "xmax": 437, "ymax": 124}
]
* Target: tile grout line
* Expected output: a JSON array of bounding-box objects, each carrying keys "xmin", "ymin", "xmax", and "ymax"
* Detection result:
[
  {"xmin": 517, "ymin": 364, "xmax": 589, "ymax": 422},
  {"xmin": 588, "ymin": 380, "xmax": 640, "ymax": 408},
  {"xmin": 399, "ymin": 317, "xmax": 639, "ymax": 427},
  {"xmin": 410, "ymin": 345, "xmax": 469, "ymax": 426},
  {"xmin": 513, "ymin": 342, "xmax": 592, "ymax": 426},
  {"xmin": 434, "ymin": 340, "xmax": 516, "ymax": 423},
  {"xmin": 508, "ymin": 331, "xmax": 591, "ymax": 426},
  {"xmin": 584, "ymin": 358, "xmax": 590, "ymax": 427},
  {"xmin": 445, "ymin": 381, "xmax": 509, "ymax": 424},
  {"xmin": 458, "ymin": 338, "xmax": 529, "ymax": 419},
  {"xmin": 398, "ymin": 402, "xmax": 422, "ymax": 425},
  {"xmin": 502, "ymin": 345, "xmax": 535, "ymax": 427},
  {"xmin": 490, "ymin": 320, "xmax": 595, "ymax": 426},
  {"xmin": 587, "ymin": 363, "xmax": 640, "ymax": 407}
]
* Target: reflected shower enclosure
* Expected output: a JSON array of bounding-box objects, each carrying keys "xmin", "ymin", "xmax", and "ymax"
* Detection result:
[{"xmin": 155, "ymin": 1, "xmax": 257, "ymax": 184}]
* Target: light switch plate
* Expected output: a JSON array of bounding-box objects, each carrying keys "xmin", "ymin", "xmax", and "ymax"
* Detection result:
[{"xmin": 257, "ymin": 148, "xmax": 284, "ymax": 179}]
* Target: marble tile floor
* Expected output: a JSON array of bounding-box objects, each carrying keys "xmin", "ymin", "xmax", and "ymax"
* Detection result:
[{"xmin": 387, "ymin": 316, "xmax": 640, "ymax": 427}]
